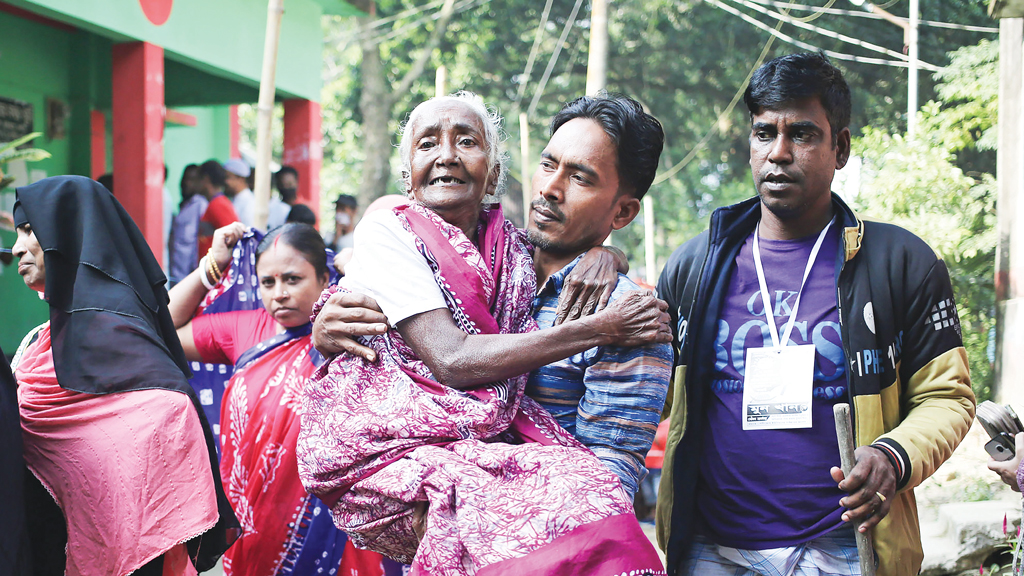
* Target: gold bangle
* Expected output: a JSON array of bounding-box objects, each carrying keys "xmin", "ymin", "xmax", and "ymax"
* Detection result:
[
  {"xmin": 206, "ymin": 255, "xmax": 221, "ymax": 284},
  {"xmin": 207, "ymin": 249, "xmax": 222, "ymax": 280}
]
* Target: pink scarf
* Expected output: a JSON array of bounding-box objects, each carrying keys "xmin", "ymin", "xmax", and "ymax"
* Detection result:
[{"xmin": 16, "ymin": 325, "xmax": 218, "ymax": 576}]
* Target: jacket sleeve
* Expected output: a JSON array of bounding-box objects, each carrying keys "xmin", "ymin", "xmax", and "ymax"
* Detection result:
[{"xmin": 871, "ymin": 258, "xmax": 975, "ymax": 491}]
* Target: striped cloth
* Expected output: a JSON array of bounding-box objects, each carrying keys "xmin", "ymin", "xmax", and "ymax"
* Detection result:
[
  {"xmin": 679, "ymin": 529, "xmax": 863, "ymax": 576},
  {"xmin": 525, "ymin": 255, "xmax": 672, "ymax": 498}
]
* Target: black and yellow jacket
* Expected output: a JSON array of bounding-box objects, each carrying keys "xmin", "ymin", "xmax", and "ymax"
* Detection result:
[{"xmin": 655, "ymin": 194, "xmax": 975, "ymax": 576}]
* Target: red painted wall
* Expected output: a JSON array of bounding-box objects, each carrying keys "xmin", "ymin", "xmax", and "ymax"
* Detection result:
[{"xmin": 283, "ymin": 98, "xmax": 322, "ymax": 224}]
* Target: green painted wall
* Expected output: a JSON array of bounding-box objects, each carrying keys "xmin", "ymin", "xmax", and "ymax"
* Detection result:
[
  {"xmin": 0, "ymin": 10, "xmax": 243, "ymax": 355},
  {"xmin": 8, "ymin": 0, "xmax": 332, "ymax": 102},
  {"xmin": 0, "ymin": 9, "xmax": 74, "ymax": 353}
]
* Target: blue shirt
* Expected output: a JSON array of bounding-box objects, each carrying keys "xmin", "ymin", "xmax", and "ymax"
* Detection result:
[
  {"xmin": 526, "ymin": 256, "xmax": 672, "ymax": 498},
  {"xmin": 168, "ymin": 194, "xmax": 209, "ymax": 285}
]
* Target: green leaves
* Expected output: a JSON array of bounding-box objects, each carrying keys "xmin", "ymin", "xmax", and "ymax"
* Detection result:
[
  {"xmin": 0, "ymin": 132, "xmax": 50, "ymax": 190},
  {"xmin": 852, "ymin": 40, "xmax": 997, "ymax": 400}
]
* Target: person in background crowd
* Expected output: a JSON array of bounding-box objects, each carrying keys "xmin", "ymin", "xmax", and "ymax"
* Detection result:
[
  {"xmin": 286, "ymin": 203, "xmax": 317, "ymax": 226},
  {"xmin": 223, "ymin": 159, "xmax": 254, "ymax": 227},
  {"xmin": 325, "ymin": 194, "xmax": 358, "ymax": 251},
  {"xmin": 97, "ymin": 173, "xmax": 113, "ymax": 194},
  {"xmin": 268, "ymin": 165, "xmax": 300, "ymax": 230},
  {"xmin": 162, "ymin": 164, "xmax": 173, "ymax": 275},
  {"xmin": 197, "ymin": 159, "xmax": 239, "ymax": 261},
  {"xmin": 168, "ymin": 222, "xmax": 389, "ymax": 576},
  {"xmin": 10, "ymin": 176, "xmax": 237, "ymax": 576},
  {"xmin": 168, "ymin": 164, "xmax": 208, "ymax": 285},
  {"xmin": 655, "ymin": 52, "xmax": 975, "ymax": 576}
]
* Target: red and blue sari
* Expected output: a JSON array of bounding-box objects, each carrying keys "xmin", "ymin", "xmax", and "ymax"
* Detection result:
[{"xmin": 189, "ymin": 230, "xmax": 403, "ymax": 576}]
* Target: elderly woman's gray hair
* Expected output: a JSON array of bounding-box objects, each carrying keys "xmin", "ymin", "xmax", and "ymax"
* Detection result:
[{"xmin": 397, "ymin": 91, "xmax": 509, "ymax": 202}]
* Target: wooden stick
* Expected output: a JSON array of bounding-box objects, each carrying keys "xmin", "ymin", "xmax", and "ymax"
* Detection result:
[
  {"xmin": 833, "ymin": 403, "xmax": 876, "ymax": 576},
  {"xmin": 254, "ymin": 0, "xmax": 285, "ymax": 232}
]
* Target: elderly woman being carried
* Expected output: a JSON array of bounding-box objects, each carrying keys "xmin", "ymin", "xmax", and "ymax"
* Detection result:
[{"xmin": 297, "ymin": 92, "xmax": 670, "ymax": 576}]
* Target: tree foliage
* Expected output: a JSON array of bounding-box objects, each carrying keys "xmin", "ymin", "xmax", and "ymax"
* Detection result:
[
  {"xmin": 852, "ymin": 39, "xmax": 998, "ymax": 400},
  {"xmin": 317, "ymin": 0, "xmax": 994, "ymax": 263}
]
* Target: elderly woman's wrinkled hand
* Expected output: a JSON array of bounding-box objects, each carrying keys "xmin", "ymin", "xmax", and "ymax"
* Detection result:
[
  {"xmin": 555, "ymin": 246, "xmax": 629, "ymax": 325},
  {"xmin": 593, "ymin": 290, "xmax": 672, "ymax": 348},
  {"xmin": 211, "ymin": 222, "xmax": 247, "ymax": 270}
]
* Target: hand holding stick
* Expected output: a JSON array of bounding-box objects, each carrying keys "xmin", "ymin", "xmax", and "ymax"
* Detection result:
[{"xmin": 833, "ymin": 403, "xmax": 876, "ymax": 576}]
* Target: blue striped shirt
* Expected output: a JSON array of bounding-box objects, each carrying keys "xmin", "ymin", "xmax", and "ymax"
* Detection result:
[{"xmin": 526, "ymin": 256, "xmax": 672, "ymax": 498}]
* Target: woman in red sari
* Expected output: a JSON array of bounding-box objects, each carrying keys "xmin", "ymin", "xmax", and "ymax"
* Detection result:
[{"xmin": 170, "ymin": 223, "xmax": 391, "ymax": 576}]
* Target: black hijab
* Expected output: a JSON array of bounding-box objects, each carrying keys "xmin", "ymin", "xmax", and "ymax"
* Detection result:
[{"xmin": 13, "ymin": 176, "xmax": 238, "ymax": 570}]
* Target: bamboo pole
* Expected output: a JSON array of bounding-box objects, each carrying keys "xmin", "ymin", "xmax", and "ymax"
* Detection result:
[
  {"xmin": 254, "ymin": 0, "xmax": 285, "ymax": 232},
  {"xmin": 435, "ymin": 65, "xmax": 447, "ymax": 97},
  {"xmin": 833, "ymin": 403, "xmax": 877, "ymax": 576},
  {"xmin": 643, "ymin": 195, "xmax": 656, "ymax": 284},
  {"xmin": 520, "ymin": 112, "xmax": 531, "ymax": 226}
]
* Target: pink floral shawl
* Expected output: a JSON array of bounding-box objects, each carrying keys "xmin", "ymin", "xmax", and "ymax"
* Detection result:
[{"xmin": 298, "ymin": 203, "xmax": 665, "ymax": 576}]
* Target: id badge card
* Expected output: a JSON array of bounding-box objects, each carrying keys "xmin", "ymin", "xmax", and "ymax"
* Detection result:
[{"xmin": 742, "ymin": 344, "xmax": 816, "ymax": 430}]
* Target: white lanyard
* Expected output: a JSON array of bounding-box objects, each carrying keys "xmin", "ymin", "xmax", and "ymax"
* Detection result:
[{"xmin": 752, "ymin": 218, "xmax": 834, "ymax": 350}]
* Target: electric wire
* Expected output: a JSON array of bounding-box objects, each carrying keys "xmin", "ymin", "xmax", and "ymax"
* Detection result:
[
  {"xmin": 527, "ymin": 0, "xmax": 586, "ymax": 118},
  {"xmin": 750, "ymin": 0, "xmax": 998, "ymax": 32},
  {"xmin": 704, "ymin": 0, "xmax": 937, "ymax": 70},
  {"xmin": 651, "ymin": 10, "xmax": 785, "ymax": 184},
  {"xmin": 728, "ymin": 0, "xmax": 942, "ymax": 70},
  {"xmin": 515, "ymin": 0, "xmax": 556, "ymax": 105},
  {"xmin": 359, "ymin": 0, "xmax": 488, "ymax": 45}
]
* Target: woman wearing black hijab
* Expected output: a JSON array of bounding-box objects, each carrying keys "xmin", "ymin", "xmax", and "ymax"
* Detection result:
[{"xmin": 9, "ymin": 176, "xmax": 238, "ymax": 576}]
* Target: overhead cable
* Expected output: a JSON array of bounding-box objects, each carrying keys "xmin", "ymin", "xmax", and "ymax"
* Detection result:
[
  {"xmin": 358, "ymin": 0, "xmax": 487, "ymax": 45},
  {"xmin": 750, "ymin": 0, "xmax": 998, "ymax": 32},
  {"xmin": 527, "ymin": 0, "xmax": 586, "ymax": 118},
  {"xmin": 515, "ymin": 0, "xmax": 556, "ymax": 106},
  {"xmin": 652, "ymin": 7, "xmax": 785, "ymax": 184},
  {"xmin": 704, "ymin": 0, "xmax": 939, "ymax": 70},
  {"xmin": 728, "ymin": 0, "xmax": 941, "ymax": 71}
]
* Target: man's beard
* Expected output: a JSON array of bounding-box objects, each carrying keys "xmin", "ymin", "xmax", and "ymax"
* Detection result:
[{"xmin": 526, "ymin": 227, "xmax": 592, "ymax": 257}]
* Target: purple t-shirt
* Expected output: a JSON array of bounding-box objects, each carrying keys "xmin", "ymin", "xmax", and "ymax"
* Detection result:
[{"xmin": 696, "ymin": 224, "xmax": 847, "ymax": 549}]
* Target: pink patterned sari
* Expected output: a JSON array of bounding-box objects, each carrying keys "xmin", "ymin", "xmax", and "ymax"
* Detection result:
[{"xmin": 297, "ymin": 203, "xmax": 664, "ymax": 576}]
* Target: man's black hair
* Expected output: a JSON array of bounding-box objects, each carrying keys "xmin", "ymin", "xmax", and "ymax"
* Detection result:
[
  {"xmin": 550, "ymin": 94, "xmax": 664, "ymax": 199},
  {"xmin": 199, "ymin": 159, "xmax": 227, "ymax": 188},
  {"xmin": 743, "ymin": 52, "xmax": 852, "ymax": 142},
  {"xmin": 334, "ymin": 194, "xmax": 358, "ymax": 211},
  {"xmin": 257, "ymin": 222, "xmax": 327, "ymax": 278},
  {"xmin": 97, "ymin": 173, "xmax": 114, "ymax": 195},
  {"xmin": 286, "ymin": 204, "xmax": 318, "ymax": 227},
  {"xmin": 275, "ymin": 165, "xmax": 299, "ymax": 188}
]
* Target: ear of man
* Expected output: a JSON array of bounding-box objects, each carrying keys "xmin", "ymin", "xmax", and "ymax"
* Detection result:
[{"xmin": 610, "ymin": 193, "xmax": 642, "ymax": 232}]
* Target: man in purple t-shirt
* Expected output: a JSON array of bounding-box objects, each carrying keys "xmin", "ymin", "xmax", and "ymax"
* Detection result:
[{"xmin": 655, "ymin": 52, "xmax": 975, "ymax": 576}]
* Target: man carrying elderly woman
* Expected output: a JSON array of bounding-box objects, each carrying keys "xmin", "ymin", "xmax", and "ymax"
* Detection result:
[{"xmin": 296, "ymin": 91, "xmax": 671, "ymax": 576}]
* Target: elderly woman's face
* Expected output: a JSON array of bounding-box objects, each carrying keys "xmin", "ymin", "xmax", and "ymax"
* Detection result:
[
  {"xmin": 12, "ymin": 224, "xmax": 45, "ymax": 292},
  {"xmin": 406, "ymin": 100, "xmax": 496, "ymax": 216}
]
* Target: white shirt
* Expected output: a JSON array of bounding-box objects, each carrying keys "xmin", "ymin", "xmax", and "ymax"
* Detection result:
[
  {"xmin": 341, "ymin": 210, "xmax": 447, "ymax": 327},
  {"xmin": 267, "ymin": 196, "xmax": 291, "ymax": 230},
  {"xmin": 231, "ymin": 188, "xmax": 255, "ymax": 227}
]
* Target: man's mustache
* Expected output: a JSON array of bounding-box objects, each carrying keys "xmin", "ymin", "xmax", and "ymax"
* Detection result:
[{"xmin": 531, "ymin": 199, "xmax": 565, "ymax": 222}]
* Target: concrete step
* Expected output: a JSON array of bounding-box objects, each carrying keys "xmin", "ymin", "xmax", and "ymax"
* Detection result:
[{"xmin": 921, "ymin": 500, "xmax": 1021, "ymax": 575}]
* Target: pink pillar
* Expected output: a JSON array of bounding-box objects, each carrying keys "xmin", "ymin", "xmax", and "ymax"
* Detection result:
[
  {"xmin": 112, "ymin": 41, "xmax": 165, "ymax": 264},
  {"xmin": 283, "ymin": 98, "xmax": 322, "ymax": 225},
  {"xmin": 90, "ymin": 110, "xmax": 105, "ymax": 179}
]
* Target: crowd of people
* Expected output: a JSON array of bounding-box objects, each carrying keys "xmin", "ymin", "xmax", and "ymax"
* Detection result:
[{"xmin": 2, "ymin": 51, "xmax": 983, "ymax": 576}]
